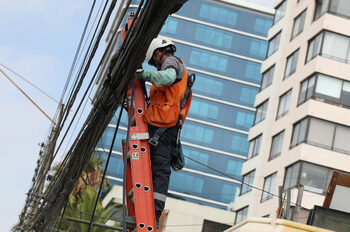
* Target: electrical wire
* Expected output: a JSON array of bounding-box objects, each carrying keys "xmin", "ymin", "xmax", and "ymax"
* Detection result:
[
  {"xmin": 87, "ymin": 93, "xmax": 126, "ymax": 232},
  {"xmin": 57, "ymin": 0, "xmax": 97, "ymax": 109},
  {"xmin": 64, "ymin": 0, "xmax": 105, "ymax": 106},
  {"xmin": 0, "ymin": 62, "xmax": 59, "ymax": 104},
  {"xmin": 57, "ymin": 0, "xmax": 110, "ymax": 140},
  {"xmin": 52, "ymin": 0, "xmax": 112, "ymax": 161},
  {"xmin": 26, "ymin": 0, "xmax": 190, "ymax": 230}
]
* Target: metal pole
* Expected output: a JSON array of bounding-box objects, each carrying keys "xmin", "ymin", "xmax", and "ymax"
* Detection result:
[
  {"xmin": 293, "ymin": 185, "xmax": 304, "ymax": 222},
  {"xmin": 286, "ymin": 189, "xmax": 291, "ymax": 220}
]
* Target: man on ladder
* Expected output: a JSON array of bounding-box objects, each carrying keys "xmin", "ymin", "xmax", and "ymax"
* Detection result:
[{"xmin": 136, "ymin": 36, "xmax": 193, "ymax": 228}]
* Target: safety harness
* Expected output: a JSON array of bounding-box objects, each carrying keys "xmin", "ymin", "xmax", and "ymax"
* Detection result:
[{"xmin": 148, "ymin": 72, "xmax": 195, "ymax": 171}]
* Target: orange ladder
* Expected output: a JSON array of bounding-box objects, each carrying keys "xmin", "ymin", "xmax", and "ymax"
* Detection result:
[{"xmin": 121, "ymin": 13, "xmax": 156, "ymax": 232}]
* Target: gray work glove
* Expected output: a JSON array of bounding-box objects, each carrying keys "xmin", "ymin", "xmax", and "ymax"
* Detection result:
[{"xmin": 136, "ymin": 69, "xmax": 144, "ymax": 83}]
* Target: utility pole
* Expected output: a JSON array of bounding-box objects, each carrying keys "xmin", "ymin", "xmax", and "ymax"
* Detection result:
[{"xmin": 19, "ymin": 104, "xmax": 64, "ymax": 230}]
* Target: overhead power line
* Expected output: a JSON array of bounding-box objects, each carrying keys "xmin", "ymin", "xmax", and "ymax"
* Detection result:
[
  {"xmin": 0, "ymin": 62, "xmax": 59, "ymax": 104},
  {"xmin": 0, "ymin": 68, "xmax": 56, "ymax": 125}
]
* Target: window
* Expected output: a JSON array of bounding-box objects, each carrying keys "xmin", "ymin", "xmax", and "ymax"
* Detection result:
[
  {"xmin": 308, "ymin": 118, "xmax": 335, "ymax": 148},
  {"xmin": 284, "ymin": 162, "xmax": 300, "ymax": 190},
  {"xmin": 261, "ymin": 65, "xmax": 275, "ymax": 90},
  {"xmin": 195, "ymin": 25, "xmax": 232, "ymax": 49},
  {"xmin": 248, "ymin": 134, "xmax": 262, "ymax": 159},
  {"xmin": 298, "ymin": 75, "xmax": 315, "ymax": 104},
  {"xmin": 291, "ymin": 117, "xmax": 350, "ymax": 155},
  {"xmin": 284, "ymin": 49, "xmax": 299, "ymax": 78},
  {"xmin": 330, "ymin": 0, "xmax": 350, "ymax": 18},
  {"xmin": 300, "ymin": 163, "xmax": 330, "ymax": 194},
  {"xmin": 315, "ymin": 74, "xmax": 342, "ymax": 102},
  {"xmin": 190, "ymin": 99, "xmax": 219, "ymax": 120},
  {"xmin": 269, "ymin": 131, "xmax": 285, "ymax": 160},
  {"xmin": 298, "ymin": 73, "xmax": 350, "ymax": 108},
  {"xmin": 254, "ymin": 18, "xmax": 272, "ymax": 34},
  {"xmin": 254, "ymin": 100, "xmax": 268, "ymax": 124},
  {"xmin": 315, "ymin": 0, "xmax": 350, "ymax": 19},
  {"xmin": 199, "ymin": 3, "xmax": 237, "ymax": 26},
  {"xmin": 240, "ymin": 88, "xmax": 258, "ymax": 105},
  {"xmin": 274, "ymin": 1, "xmax": 287, "ymax": 24},
  {"xmin": 189, "ymin": 49, "xmax": 228, "ymax": 72},
  {"xmin": 277, "ymin": 90, "xmax": 292, "ymax": 119},
  {"xmin": 235, "ymin": 206, "xmax": 248, "ymax": 225},
  {"xmin": 315, "ymin": 0, "xmax": 329, "ymax": 19},
  {"xmin": 231, "ymin": 135, "xmax": 249, "ymax": 154},
  {"xmin": 307, "ymin": 31, "xmax": 350, "ymax": 63},
  {"xmin": 261, "ymin": 173, "xmax": 277, "ymax": 202},
  {"xmin": 283, "ymin": 161, "xmax": 347, "ymax": 194},
  {"xmin": 182, "ymin": 123, "xmax": 214, "ymax": 144},
  {"xmin": 241, "ymin": 170, "xmax": 255, "ymax": 195},
  {"xmin": 267, "ymin": 32, "xmax": 281, "ymax": 57},
  {"xmin": 250, "ymin": 39, "xmax": 268, "ymax": 58},
  {"xmin": 291, "ymin": 117, "xmax": 308, "ymax": 147},
  {"xmin": 291, "ymin": 10, "xmax": 306, "ymax": 39},
  {"xmin": 333, "ymin": 124, "xmax": 350, "ymax": 154},
  {"xmin": 162, "ymin": 18, "xmax": 178, "ymax": 34},
  {"xmin": 226, "ymin": 160, "xmax": 243, "ymax": 177},
  {"xmin": 236, "ymin": 111, "xmax": 254, "ymax": 129},
  {"xmin": 306, "ymin": 33, "xmax": 323, "ymax": 61},
  {"xmin": 322, "ymin": 32, "xmax": 350, "ymax": 62}
]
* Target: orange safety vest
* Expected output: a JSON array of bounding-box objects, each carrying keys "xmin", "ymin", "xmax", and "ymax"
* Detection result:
[{"xmin": 143, "ymin": 60, "xmax": 192, "ymax": 128}]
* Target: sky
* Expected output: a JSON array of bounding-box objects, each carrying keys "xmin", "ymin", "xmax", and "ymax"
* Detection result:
[{"xmin": 0, "ymin": 0, "xmax": 274, "ymax": 230}]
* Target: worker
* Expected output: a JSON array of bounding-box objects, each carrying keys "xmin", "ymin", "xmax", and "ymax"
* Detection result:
[{"xmin": 136, "ymin": 37, "xmax": 192, "ymax": 228}]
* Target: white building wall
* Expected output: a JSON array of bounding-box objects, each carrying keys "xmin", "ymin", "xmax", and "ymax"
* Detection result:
[{"xmin": 235, "ymin": 0, "xmax": 350, "ymax": 220}]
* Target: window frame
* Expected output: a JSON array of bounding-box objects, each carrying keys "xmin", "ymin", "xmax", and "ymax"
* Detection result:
[
  {"xmin": 291, "ymin": 9, "xmax": 307, "ymax": 40},
  {"xmin": 260, "ymin": 64, "xmax": 275, "ymax": 91},
  {"xmin": 276, "ymin": 89, "xmax": 292, "ymax": 119},
  {"xmin": 269, "ymin": 130, "xmax": 285, "ymax": 160},
  {"xmin": 254, "ymin": 99, "xmax": 269, "ymax": 125},
  {"xmin": 298, "ymin": 73, "xmax": 316, "ymax": 106},
  {"xmin": 273, "ymin": 0, "xmax": 287, "ymax": 24},
  {"xmin": 235, "ymin": 206, "xmax": 249, "ymax": 225},
  {"xmin": 261, "ymin": 172, "xmax": 277, "ymax": 202},
  {"xmin": 247, "ymin": 134, "xmax": 262, "ymax": 159},
  {"xmin": 240, "ymin": 169, "xmax": 256, "ymax": 195},
  {"xmin": 284, "ymin": 49, "xmax": 300, "ymax": 79},
  {"xmin": 267, "ymin": 31, "xmax": 282, "ymax": 57},
  {"xmin": 297, "ymin": 72, "xmax": 350, "ymax": 109},
  {"xmin": 290, "ymin": 116, "xmax": 350, "ymax": 155}
]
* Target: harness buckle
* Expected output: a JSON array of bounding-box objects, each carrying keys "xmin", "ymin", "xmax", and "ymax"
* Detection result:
[{"xmin": 148, "ymin": 135, "xmax": 159, "ymax": 146}]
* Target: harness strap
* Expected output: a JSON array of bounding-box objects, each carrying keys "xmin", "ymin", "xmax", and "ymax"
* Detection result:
[{"xmin": 149, "ymin": 72, "xmax": 195, "ymax": 146}]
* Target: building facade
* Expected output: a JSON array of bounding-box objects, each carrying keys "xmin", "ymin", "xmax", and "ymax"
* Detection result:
[
  {"xmin": 96, "ymin": 0, "xmax": 273, "ymax": 211},
  {"xmin": 234, "ymin": 0, "xmax": 350, "ymax": 225}
]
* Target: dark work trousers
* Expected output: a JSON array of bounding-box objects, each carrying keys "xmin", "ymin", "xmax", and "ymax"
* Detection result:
[{"xmin": 148, "ymin": 125, "xmax": 177, "ymax": 223}]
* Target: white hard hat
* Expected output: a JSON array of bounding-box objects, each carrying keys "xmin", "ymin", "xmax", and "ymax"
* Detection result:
[{"xmin": 145, "ymin": 37, "xmax": 176, "ymax": 63}]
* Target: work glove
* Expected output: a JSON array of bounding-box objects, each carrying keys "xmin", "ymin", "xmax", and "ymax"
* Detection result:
[{"xmin": 136, "ymin": 69, "xmax": 145, "ymax": 84}]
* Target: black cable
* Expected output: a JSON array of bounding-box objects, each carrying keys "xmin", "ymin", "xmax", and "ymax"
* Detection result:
[
  {"xmin": 29, "ymin": 0, "xmax": 189, "ymax": 230},
  {"xmin": 56, "ymin": 200, "xmax": 68, "ymax": 232},
  {"xmin": 122, "ymin": 78, "xmax": 135, "ymax": 232},
  {"xmin": 64, "ymin": 0, "xmax": 105, "ymax": 105},
  {"xmin": 183, "ymin": 154, "xmax": 284, "ymax": 203},
  {"xmin": 52, "ymin": 0, "xmax": 116, "ymax": 161},
  {"xmin": 87, "ymin": 93, "xmax": 126, "ymax": 232},
  {"xmin": 56, "ymin": 0, "xmax": 97, "ymax": 119},
  {"xmin": 58, "ymin": 0, "xmax": 110, "ymax": 138}
]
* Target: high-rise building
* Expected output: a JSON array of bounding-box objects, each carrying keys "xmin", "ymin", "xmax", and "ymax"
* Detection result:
[
  {"xmin": 96, "ymin": 0, "xmax": 273, "ymax": 211},
  {"xmin": 234, "ymin": 0, "xmax": 350, "ymax": 225}
]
